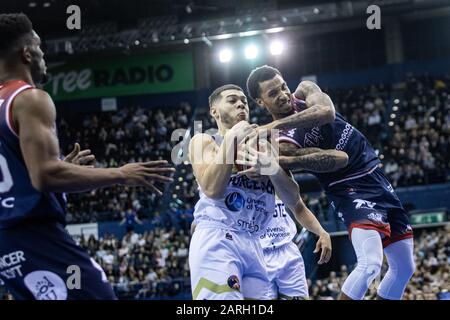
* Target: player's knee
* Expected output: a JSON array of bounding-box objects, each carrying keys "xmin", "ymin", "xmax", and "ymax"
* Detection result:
[
  {"xmin": 365, "ymin": 260, "xmax": 382, "ymax": 281},
  {"xmin": 356, "ymin": 255, "xmax": 382, "ymax": 280},
  {"xmin": 398, "ymin": 259, "xmax": 415, "ymax": 280}
]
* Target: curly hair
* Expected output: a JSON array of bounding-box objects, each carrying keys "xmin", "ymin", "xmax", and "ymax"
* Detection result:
[
  {"xmin": 246, "ymin": 65, "xmax": 281, "ymax": 101},
  {"xmin": 0, "ymin": 13, "xmax": 33, "ymax": 54}
]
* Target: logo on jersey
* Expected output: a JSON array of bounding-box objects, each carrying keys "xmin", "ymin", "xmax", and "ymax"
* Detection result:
[
  {"xmin": 353, "ymin": 199, "xmax": 376, "ymax": 210},
  {"xmin": 227, "ymin": 275, "xmax": 240, "ymax": 291},
  {"xmin": 386, "ymin": 183, "xmax": 394, "ymax": 193},
  {"xmin": 285, "ymin": 128, "xmax": 296, "ymax": 138},
  {"xmin": 304, "ymin": 127, "xmax": 324, "ymax": 147},
  {"xmin": 367, "ymin": 212, "xmax": 384, "ymax": 223},
  {"xmin": 336, "ymin": 123, "xmax": 354, "ymax": 151},
  {"xmin": 225, "ymin": 233, "xmax": 233, "ymax": 241},
  {"xmin": 0, "ymin": 197, "xmax": 15, "ymax": 209},
  {"xmin": 225, "ymin": 192, "xmax": 245, "ymax": 212},
  {"xmin": 24, "ymin": 270, "xmax": 68, "ymax": 300}
]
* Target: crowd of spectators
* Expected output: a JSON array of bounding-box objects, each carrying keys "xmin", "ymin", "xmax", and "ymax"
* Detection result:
[
  {"xmin": 383, "ymin": 75, "xmax": 450, "ymax": 187},
  {"xmin": 79, "ymin": 227, "xmax": 191, "ymax": 299},
  {"xmin": 57, "ymin": 103, "xmax": 192, "ymax": 224}
]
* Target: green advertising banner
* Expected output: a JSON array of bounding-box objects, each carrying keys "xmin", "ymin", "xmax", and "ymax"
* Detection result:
[{"xmin": 44, "ymin": 51, "xmax": 194, "ymax": 101}]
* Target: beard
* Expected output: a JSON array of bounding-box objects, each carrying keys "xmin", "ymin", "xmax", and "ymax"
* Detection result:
[
  {"xmin": 30, "ymin": 55, "xmax": 48, "ymax": 86},
  {"xmin": 30, "ymin": 67, "xmax": 48, "ymax": 86},
  {"xmin": 218, "ymin": 109, "xmax": 247, "ymax": 128}
]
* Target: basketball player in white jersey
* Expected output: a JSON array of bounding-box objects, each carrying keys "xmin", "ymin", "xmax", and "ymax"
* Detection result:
[
  {"xmin": 260, "ymin": 198, "xmax": 330, "ymax": 300},
  {"xmin": 188, "ymin": 84, "xmax": 333, "ymax": 300}
]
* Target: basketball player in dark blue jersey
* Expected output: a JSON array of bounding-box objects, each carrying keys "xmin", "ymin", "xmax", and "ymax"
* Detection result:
[
  {"xmin": 246, "ymin": 65, "xmax": 415, "ymax": 300},
  {"xmin": 0, "ymin": 13, "xmax": 174, "ymax": 299}
]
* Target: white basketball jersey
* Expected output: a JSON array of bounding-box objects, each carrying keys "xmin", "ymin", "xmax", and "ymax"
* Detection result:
[
  {"xmin": 259, "ymin": 200, "xmax": 298, "ymax": 250},
  {"xmin": 193, "ymin": 135, "xmax": 275, "ymax": 236}
]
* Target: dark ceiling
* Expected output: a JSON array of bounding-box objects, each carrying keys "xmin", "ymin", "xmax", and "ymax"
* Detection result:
[{"xmin": 0, "ymin": 0, "xmax": 351, "ymax": 39}]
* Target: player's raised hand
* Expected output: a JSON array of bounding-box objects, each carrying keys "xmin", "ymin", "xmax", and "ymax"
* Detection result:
[
  {"xmin": 226, "ymin": 120, "xmax": 258, "ymax": 145},
  {"xmin": 236, "ymin": 139, "xmax": 280, "ymax": 177},
  {"xmin": 64, "ymin": 143, "xmax": 96, "ymax": 167},
  {"xmin": 118, "ymin": 160, "xmax": 175, "ymax": 196},
  {"xmin": 314, "ymin": 231, "xmax": 332, "ymax": 265}
]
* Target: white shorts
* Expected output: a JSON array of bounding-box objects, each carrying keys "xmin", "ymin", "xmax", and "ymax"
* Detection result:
[
  {"xmin": 264, "ymin": 241, "xmax": 309, "ymax": 299},
  {"xmin": 189, "ymin": 226, "xmax": 270, "ymax": 300}
]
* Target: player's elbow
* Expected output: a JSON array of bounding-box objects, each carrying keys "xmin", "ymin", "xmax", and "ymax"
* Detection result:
[
  {"xmin": 29, "ymin": 163, "xmax": 58, "ymax": 192},
  {"xmin": 292, "ymin": 199, "xmax": 307, "ymax": 219},
  {"xmin": 333, "ymin": 150, "xmax": 349, "ymax": 169},
  {"xmin": 202, "ymin": 187, "xmax": 225, "ymax": 200},
  {"xmin": 322, "ymin": 105, "xmax": 335, "ymax": 123},
  {"xmin": 30, "ymin": 172, "xmax": 51, "ymax": 192}
]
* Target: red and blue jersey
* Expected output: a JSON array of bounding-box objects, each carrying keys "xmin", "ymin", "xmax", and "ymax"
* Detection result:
[
  {"xmin": 0, "ymin": 80, "xmax": 66, "ymax": 229},
  {"xmin": 277, "ymin": 102, "xmax": 381, "ymax": 191}
]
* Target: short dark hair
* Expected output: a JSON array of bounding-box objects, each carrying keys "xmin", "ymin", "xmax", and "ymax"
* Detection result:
[
  {"xmin": 208, "ymin": 84, "xmax": 244, "ymax": 108},
  {"xmin": 246, "ymin": 65, "xmax": 281, "ymax": 101},
  {"xmin": 0, "ymin": 13, "xmax": 33, "ymax": 55}
]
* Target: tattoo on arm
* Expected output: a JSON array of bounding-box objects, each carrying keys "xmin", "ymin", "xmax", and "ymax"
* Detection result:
[
  {"xmin": 279, "ymin": 143, "xmax": 322, "ymax": 157},
  {"xmin": 274, "ymin": 105, "xmax": 324, "ymax": 130},
  {"xmin": 279, "ymin": 153, "xmax": 338, "ymax": 172}
]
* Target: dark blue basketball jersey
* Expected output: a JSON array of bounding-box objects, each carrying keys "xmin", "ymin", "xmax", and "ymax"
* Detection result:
[
  {"xmin": 0, "ymin": 80, "xmax": 66, "ymax": 229},
  {"xmin": 277, "ymin": 103, "xmax": 381, "ymax": 190}
]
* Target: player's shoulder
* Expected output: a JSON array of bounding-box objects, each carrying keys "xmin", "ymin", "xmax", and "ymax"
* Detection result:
[
  {"xmin": 14, "ymin": 88, "xmax": 55, "ymax": 113},
  {"xmin": 15, "ymin": 87, "xmax": 51, "ymax": 103}
]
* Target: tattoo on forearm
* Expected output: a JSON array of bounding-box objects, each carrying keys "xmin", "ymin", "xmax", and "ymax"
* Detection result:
[
  {"xmin": 279, "ymin": 144, "xmax": 322, "ymax": 157},
  {"xmin": 275, "ymin": 105, "xmax": 323, "ymax": 130},
  {"xmin": 279, "ymin": 153, "xmax": 338, "ymax": 172}
]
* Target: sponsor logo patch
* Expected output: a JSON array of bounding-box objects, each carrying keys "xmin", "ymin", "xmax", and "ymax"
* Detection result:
[
  {"xmin": 227, "ymin": 275, "xmax": 240, "ymax": 291},
  {"xmin": 225, "ymin": 192, "xmax": 245, "ymax": 212},
  {"xmin": 24, "ymin": 270, "xmax": 68, "ymax": 300},
  {"xmin": 367, "ymin": 212, "xmax": 384, "ymax": 223},
  {"xmin": 353, "ymin": 199, "xmax": 376, "ymax": 210}
]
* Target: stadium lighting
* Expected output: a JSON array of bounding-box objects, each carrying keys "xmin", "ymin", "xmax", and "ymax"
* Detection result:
[
  {"xmin": 270, "ymin": 41, "xmax": 284, "ymax": 55},
  {"xmin": 244, "ymin": 45, "xmax": 258, "ymax": 59},
  {"xmin": 219, "ymin": 48, "xmax": 233, "ymax": 63},
  {"xmin": 266, "ymin": 27, "xmax": 285, "ymax": 34}
]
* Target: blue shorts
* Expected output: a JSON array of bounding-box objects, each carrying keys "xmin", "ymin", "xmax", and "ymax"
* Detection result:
[
  {"xmin": 0, "ymin": 221, "xmax": 116, "ymax": 300},
  {"xmin": 327, "ymin": 167, "xmax": 413, "ymax": 247}
]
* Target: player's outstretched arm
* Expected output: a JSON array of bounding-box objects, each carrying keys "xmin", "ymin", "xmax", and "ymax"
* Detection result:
[
  {"xmin": 259, "ymin": 81, "xmax": 335, "ymax": 132},
  {"xmin": 290, "ymin": 198, "xmax": 332, "ymax": 265},
  {"xmin": 189, "ymin": 120, "xmax": 257, "ymax": 199},
  {"xmin": 278, "ymin": 143, "xmax": 348, "ymax": 172},
  {"xmin": 13, "ymin": 89, "xmax": 174, "ymax": 194}
]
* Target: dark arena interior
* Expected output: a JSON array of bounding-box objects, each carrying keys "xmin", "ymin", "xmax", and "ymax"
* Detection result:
[{"xmin": 0, "ymin": 0, "xmax": 449, "ymax": 304}]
